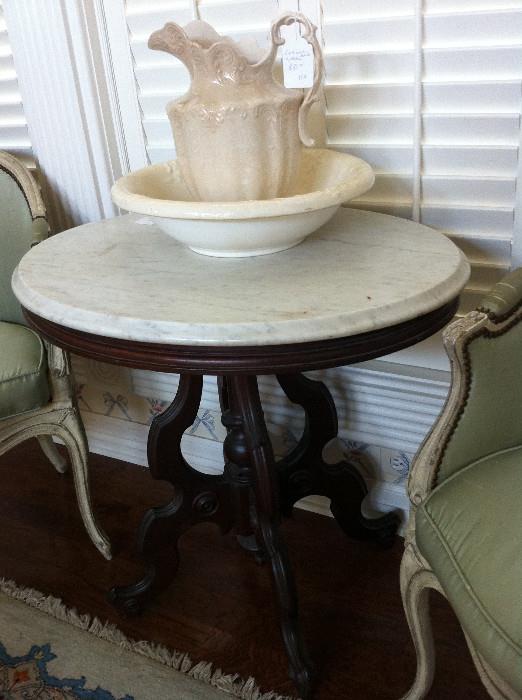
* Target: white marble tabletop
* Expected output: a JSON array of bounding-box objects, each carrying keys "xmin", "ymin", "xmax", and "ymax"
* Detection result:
[{"xmin": 12, "ymin": 209, "xmax": 470, "ymax": 347}]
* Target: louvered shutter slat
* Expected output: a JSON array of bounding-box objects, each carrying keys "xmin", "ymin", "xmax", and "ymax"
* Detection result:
[
  {"xmin": 324, "ymin": 18, "xmax": 415, "ymax": 52},
  {"xmin": 324, "ymin": 0, "xmax": 414, "ymax": 17},
  {"xmin": 424, "ymin": 9, "xmax": 522, "ymax": 46},
  {"xmin": 422, "ymin": 81, "xmax": 521, "ymax": 112},
  {"xmin": 452, "ymin": 234, "xmax": 511, "ymax": 265},
  {"xmin": 423, "ymin": 145, "xmax": 518, "ymax": 176},
  {"xmin": 0, "ymin": 2, "xmax": 33, "ymax": 165},
  {"xmin": 199, "ymin": 0, "xmax": 279, "ymax": 27},
  {"xmin": 422, "ymin": 176, "xmax": 515, "ymax": 206},
  {"xmin": 424, "ymin": 115, "xmax": 519, "ymax": 145},
  {"xmin": 422, "ymin": 205, "xmax": 513, "ymax": 236},
  {"xmin": 326, "ymin": 85, "xmax": 414, "ymax": 114},
  {"xmin": 426, "ymin": 0, "xmax": 521, "ymax": 10},
  {"xmin": 127, "ymin": 11, "xmax": 194, "ymax": 37},
  {"xmin": 425, "ymin": 46, "xmax": 522, "ymax": 79},
  {"xmin": 325, "ymin": 51, "xmax": 414, "ymax": 84}
]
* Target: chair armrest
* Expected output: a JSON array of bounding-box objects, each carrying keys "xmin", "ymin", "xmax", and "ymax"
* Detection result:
[
  {"xmin": 477, "ymin": 268, "xmax": 522, "ymax": 321},
  {"xmin": 44, "ymin": 341, "xmax": 74, "ymax": 403},
  {"xmin": 31, "ymin": 216, "xmax": 49, "ymax": 245}
]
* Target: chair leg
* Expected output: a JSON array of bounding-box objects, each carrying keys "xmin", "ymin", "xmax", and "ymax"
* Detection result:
[
  {"xmin": 38, "ymin": 435, "xmax": 68, "ymax": 474},
  {"xmin": 60, "ymin": 412, "xmax": 112, "ymax": 561},
  {"xmin": 400, "ymin": 543, "xmax": 437, "ymax": 700}
]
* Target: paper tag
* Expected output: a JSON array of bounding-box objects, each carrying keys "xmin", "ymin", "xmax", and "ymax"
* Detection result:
[{"xmin": 282, "ymin": 35, "xmax": 314, "ymax": 89}]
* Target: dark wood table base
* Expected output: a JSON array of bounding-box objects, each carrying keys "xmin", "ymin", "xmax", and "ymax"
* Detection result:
[
  {"xmin": 24, "ymin": 302, "xmax": 459, "ymax": 699},
  {"xmin": 108, "ymin": 372, "xmax": 400, "ymax": 699}
]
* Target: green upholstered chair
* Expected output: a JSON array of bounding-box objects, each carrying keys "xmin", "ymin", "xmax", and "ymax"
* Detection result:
[
  {"xmin": 400, "ymin": 269, "xmax": 522, "ymax": 699},
  {"xmin": 0, "ymin": 151, "xmax": 111, "ymax": 560}
]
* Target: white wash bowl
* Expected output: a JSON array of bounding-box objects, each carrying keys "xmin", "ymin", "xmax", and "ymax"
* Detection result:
[{"xmin": 111, "ymin": 148, "xmax": 375, "ymax": 257}]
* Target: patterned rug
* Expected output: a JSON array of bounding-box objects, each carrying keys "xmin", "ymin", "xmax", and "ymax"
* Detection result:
[{"xmin": 0, "ymin": 579, "xmax": 291, "ymax": 700}]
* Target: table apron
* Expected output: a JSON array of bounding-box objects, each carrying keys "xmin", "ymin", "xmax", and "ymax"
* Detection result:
[{"xmin": 23, "ymin": 298, "xmax": 459, "ymax": 375}]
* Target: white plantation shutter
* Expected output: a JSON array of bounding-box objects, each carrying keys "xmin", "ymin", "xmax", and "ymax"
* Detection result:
[
  {"xmin": 323, "ymin": 0, "xmax": 522, "ymax": 314},
  {"xmin": 108, "ymin": 0, "xmax": 522, "ymax": 365},
  {"xmin": 0, "ymin": 0, "xmax": 33, "ymax": 168}
]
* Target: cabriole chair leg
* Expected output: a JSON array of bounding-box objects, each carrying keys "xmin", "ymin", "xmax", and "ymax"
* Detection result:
[
  {"xmin": 60, "ymin": 412, "xmax": 112, "ymax": 561},
  {"xmin": 400, "ymin": 545, "xmax": 437, "ymax": 700},
  {"xmin": 38, "ymin": 435, "xmax": 68, "ymax": 474}
]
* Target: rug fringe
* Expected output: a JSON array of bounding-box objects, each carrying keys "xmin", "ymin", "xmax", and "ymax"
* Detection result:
[{"xmin": 0, "ymin": 578, "xmax": 295, "ymax": 700}]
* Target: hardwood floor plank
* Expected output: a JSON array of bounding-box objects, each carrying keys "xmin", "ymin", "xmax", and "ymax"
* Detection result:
[{"xmin": 0, "ymin": 440, "xmax": 487, "ymax": 698}]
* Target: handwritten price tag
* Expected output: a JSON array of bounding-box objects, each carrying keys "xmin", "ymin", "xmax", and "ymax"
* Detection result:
[{"xmin": 282, "ymin": 35, "xmax": 314, "ymax": 89}]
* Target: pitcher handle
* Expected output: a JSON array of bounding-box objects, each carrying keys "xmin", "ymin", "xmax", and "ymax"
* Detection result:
[{"xmin": 270, "ymin": 13, "xmax": 324, "ymax": 147}]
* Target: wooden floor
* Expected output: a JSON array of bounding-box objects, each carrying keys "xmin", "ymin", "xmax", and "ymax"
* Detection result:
[{"xmin": 0, "ymin": 439, "xmax": 488, "ymax": 699}]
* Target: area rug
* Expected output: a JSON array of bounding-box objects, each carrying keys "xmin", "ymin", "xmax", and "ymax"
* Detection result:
[{"xmin": 0, "ymin": 579, "xmax": 292, "ymax": 700}]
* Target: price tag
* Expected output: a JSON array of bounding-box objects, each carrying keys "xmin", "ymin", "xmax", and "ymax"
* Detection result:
[{"xmin": 282, "ymin": 34, "xmax": 314, "ymax": 89}]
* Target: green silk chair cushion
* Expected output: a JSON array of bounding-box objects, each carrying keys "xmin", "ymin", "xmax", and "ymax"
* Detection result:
[
  {"xmin": 437, "ymin": 315, "xmax": 522, "ymax": 484},
  {"xmin": 0, "ymin": 321, "xmax": 50, "ymax": 419},
  {"xmin": 417, "ymin": 446, "xmax": 522, "ymax": 694},
  {"xmin": 0, "ymin": 168, "xmax": 36, "ymax": 325}
]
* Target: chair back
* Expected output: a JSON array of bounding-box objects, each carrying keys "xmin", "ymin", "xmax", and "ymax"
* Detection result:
[
  {"xmin": 408, "ymin": 268, "xmax": 522, "ymax": 507},
  {"xmin": 435, "ymin": 269, "xmax": 522, "ymax": 485},
  {"xmin": 0, "ymin": 152, "xmax": 48, "ymax": 325}
]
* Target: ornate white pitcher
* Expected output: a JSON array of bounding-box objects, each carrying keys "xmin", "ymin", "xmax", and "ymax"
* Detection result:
[{"xmin": 148, "ymin": 13, "xmax": 324, "ymax": 202}]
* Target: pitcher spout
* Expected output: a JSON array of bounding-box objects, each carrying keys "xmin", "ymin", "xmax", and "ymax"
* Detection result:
[{"xmin": 148, "ymin": 22, "xmax": 194, "ymax": 76}]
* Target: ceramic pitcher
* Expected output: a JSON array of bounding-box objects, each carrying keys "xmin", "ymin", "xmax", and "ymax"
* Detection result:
[{"xmin": 148, "ymin": 13, "xmax": 324, "ymax": 202}]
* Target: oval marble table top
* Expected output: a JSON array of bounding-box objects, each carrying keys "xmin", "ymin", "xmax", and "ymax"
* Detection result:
[{"xmin": 13, "ymin": 209, "xmax": 470, "ymax": 347}]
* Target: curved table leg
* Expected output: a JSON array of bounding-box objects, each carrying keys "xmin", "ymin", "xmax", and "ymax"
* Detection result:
[
  {"xmin": 219, "ymin": 377, "xmax": 266, "ymax": 563},
  {"xmin": 229, "ymin": 375, "xmax": 315, "ymax": 699},
  {"xmin": 277, "ymin": 373, "xmax": 399, "ymax": 547},
  {"xmin": 109, "ymin": 375, "xmax": 234, "ymax": 614}
]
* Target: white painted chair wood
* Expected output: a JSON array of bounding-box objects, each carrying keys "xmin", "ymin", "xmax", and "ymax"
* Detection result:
[
  {"xmin": 400, "ymin": 299, "xmax": 522, "ymax": 699},
  {"xmin": 0, "ymin": 151, "xmax": 111, "ymax": 560}
]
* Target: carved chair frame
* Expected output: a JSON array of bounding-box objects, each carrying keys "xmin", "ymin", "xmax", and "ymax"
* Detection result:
[
  {"xmin": 0, "ymin": 151, "xmax": 110, "ymax": 560},
  {"xmin": 401, "ymin": 305, "xmax": 522, "ymax": 700}
]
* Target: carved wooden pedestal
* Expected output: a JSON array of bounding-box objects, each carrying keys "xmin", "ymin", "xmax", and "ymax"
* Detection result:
[{"xmin": 109, "ymin": 372, "xmax": 399, "ymax": 699}]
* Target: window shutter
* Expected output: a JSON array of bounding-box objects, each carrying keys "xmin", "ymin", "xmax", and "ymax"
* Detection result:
[
  {"xmin": 323, "ymin": 0, "xmax": 522, "ymax": 314},
  {"xmin": 0, "ymin": 0, "xmax": 33, "ymax": 168}
]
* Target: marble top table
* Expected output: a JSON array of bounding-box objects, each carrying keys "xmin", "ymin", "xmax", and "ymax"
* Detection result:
[
  {"xmin": 13, "ymin": 208, "xmax": 469, "ymax": 348},
  {"xmin": 13, "ymin": 208, "xmax": 469, "ymax": 699}
]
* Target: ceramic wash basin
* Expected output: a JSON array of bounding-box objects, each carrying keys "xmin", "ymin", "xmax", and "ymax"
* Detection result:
[{"xmin": 111, "ymin": 148, "xmax": 374, "ymax": 257}]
